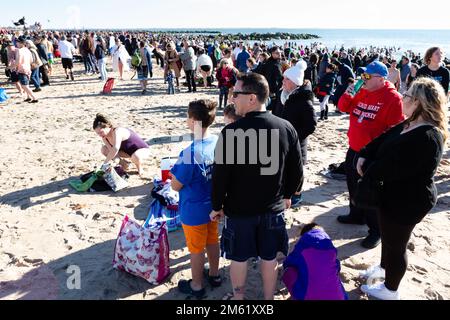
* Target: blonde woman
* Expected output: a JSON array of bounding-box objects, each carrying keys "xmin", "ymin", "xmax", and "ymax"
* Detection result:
[
  {"xmin": 356, "ymin": 78, "xmax": 448, "ymax": 300},
  {"xmin": 164, "ymin": 42, "xmax": 181, "ymax": 88}
]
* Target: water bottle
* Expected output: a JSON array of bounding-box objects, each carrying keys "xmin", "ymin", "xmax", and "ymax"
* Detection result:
[{"xmin": 353, "ymin": 79, "xmax": 365, "ymax": 95}]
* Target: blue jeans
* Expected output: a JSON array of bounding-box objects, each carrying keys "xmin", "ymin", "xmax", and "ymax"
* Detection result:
[
  {"xmin": 30, "ymin": 68, "xmax": 41, "ymax": 89},
  {"xmin": 89, "ymin": 54, "xmax": 99, "ymax": 73},
  {"xmin": 219, "ymin": 86, "xmax": 229, "ymax": 109},
  {"xmin": 98, "ymin": 58, "xmax": 108, "ymax": 80},
  {"xmin": 84, "ymin": 54, "xmax": 96, "ymax": 73},
  {"xmin": 168, "ymin": 82, "xmax": 175, "ymax": 94}
]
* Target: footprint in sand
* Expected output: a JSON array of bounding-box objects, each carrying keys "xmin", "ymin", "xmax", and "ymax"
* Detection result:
[
  {"xmin": 424, "ymin": 288, "xmax": 444, "ymax": 300},
  {"xmin": 408, "ymin": 264, "xmax": 428, "ymax": 275},
  {"xmin": 67, "ymin": 224, "xmax": 85, "ymax": 240},
  {"xmin": 342, "ymin": 258, "xmax": 371, "ymax": 271},
  {"xmin": 6, "ymin": 253, "xmax": 44, "ymax": 268},
  {"xmin": 340, "ymin": 272, "xmax": 355, "ymax": 284},
  {"xmin": 424, "ymin": 246, "xmax": 436, "ymax": 256}
]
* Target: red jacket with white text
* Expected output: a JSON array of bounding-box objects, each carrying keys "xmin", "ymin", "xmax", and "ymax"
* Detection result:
[{"xmin": 338, "ymin": 81, "xmax": 405, "ymax": 152}]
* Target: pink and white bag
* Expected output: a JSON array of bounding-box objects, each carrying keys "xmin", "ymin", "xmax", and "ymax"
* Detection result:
[{"xmin": 113, "ymin": 216, "xmax": 170, "ymax": 285}]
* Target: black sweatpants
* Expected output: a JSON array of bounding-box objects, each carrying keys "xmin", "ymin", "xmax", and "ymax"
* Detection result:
[
  {"xmin": 185, "ymin": 69, "xmax": 196, "ymax": 92},
  {"xmin": 345, "ymin": 148, "xmax": 380, "ymax": 237},
  {"xmin": 379, "ymin": 213, "xmax": 416, "ymax": 291}
]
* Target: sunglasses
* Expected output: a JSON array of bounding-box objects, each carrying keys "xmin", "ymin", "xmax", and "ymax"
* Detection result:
[
  {"xmin": 232, "ymin": 91, "xmax": 256, "ymax": 98},
  {"xmin": 361, "ymin": 73, "xmax": 382, "ymax": 80}
]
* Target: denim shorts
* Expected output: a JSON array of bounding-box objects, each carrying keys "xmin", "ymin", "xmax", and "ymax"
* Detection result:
[
  {"xmin": 220, "ymin": 212, "xmax": 288, "ymax": 262},
  {"xmin": 18, "ymin": 73, "xmax": 29, "ymax": 86}
]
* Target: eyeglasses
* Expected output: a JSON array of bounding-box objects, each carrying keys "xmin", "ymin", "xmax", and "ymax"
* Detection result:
[
  {"xmin": 361, "ymin": 73, "xmax": 382, "ymax": 80},
  {"xmin": 232, "ymin": 91, "xmax": 256, "ymax": 98}
]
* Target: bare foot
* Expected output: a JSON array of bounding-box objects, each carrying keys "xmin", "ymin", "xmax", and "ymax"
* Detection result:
[
  {"xmin": 138, "ymin": 168, "xmax": 146, "ymax": 179},
  {"xmin": 119, "ymin": 159, "xmax": 130, "ymax": 171}
]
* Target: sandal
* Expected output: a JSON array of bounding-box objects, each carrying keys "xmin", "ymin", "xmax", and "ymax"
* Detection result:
[
  {"xmin": 203, "ymin": 264, "xmax": 223, "ymax": 288},
  {"xmin": 178, "ymin": 280, "xmax": 206, "ymax": 300}
]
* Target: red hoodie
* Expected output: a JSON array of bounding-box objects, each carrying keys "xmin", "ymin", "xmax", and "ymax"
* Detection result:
[{"xmin": 338, "ymin": 81, "xmax": 405, "ymax": 152}]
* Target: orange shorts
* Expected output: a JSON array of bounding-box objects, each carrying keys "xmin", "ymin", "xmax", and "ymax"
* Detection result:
[{"xmin": 182, "ymin": 221, "xmax": 219, "ymax": 254}]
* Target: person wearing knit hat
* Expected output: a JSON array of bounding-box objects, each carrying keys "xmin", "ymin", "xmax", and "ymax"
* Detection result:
[
  {"xmin": 282, "ymin": 60, "xmax": 307, "ymax": 87},
  {"xmin": 277, "ymin": 59, "xmax": 317, "ymax": 208}
]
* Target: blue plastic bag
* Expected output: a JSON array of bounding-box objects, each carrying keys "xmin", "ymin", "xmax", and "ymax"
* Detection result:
[
  {"xmin": 145, "ymin": 199, "xmax": 182, "ymax": 233},
  {"xmin": 0, "ymin": 88, "xmax": 8, "ymax": 103}
]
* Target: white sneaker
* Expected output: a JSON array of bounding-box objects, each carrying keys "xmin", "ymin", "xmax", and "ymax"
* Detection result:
[
  {"xmin": 359, "ymin": 265, "xmax": 386, "ymax": 279},
  {"xmin": 361, "ymin": 282, "xmax": 400, "ymax": 300}
]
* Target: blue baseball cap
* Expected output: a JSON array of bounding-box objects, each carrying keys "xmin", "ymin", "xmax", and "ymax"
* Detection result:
[{"xmin": 360, "ymin": 61, "xmax": 388, "ymax": 78}]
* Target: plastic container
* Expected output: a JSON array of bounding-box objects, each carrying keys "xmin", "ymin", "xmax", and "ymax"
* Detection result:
[
  {"xmin": 353, "ymin": 79, "xmax": 365, "ymax": 95},
  {"xmin": 161, "ymin": 157, "xmax": 178, "ymax": 182},
  {"xmin": 0, "ymin": 88, "xmax": 8, "ymax": 103}
]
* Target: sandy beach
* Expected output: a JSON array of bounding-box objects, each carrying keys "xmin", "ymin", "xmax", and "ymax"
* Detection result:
[{"xmin": 0, "ymin": 59, "xmax": 449, "ymax": 300}]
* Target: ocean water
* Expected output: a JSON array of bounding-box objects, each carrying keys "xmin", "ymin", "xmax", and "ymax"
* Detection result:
[{"xmin": 159, "ymin": 28, "xmax": 450, "ymax": 58}]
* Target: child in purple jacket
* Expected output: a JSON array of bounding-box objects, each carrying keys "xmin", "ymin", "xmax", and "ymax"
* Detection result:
[{"xmin": 282, "ymin": 223, "xmax": 348, "ymax": 300}]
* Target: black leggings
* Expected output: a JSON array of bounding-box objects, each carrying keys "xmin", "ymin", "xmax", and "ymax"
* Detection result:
[{"xmin": 378, "ymin": 213, "xmax": 416, "ymax": 291}]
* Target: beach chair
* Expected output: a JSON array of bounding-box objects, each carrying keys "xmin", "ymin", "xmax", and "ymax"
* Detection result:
[{"xmin": 102, "ymin": 78, "xmax": 115, "ymax": 94}]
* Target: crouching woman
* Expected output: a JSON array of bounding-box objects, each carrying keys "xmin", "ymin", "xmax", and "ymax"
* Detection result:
[{"xmin": 93, "ymin": 114, "xmax": 150, "ymax": 176}]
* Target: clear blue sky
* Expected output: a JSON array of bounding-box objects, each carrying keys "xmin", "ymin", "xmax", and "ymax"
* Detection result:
[{"xmin": 1, "ymin": 0, "xmax": 449, "ymax": 30}]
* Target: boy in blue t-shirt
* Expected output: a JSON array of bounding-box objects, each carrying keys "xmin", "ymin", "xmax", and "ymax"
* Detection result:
[{"xmin": 171, "ymin": 99, "xmax": 221, "ymax": 299}]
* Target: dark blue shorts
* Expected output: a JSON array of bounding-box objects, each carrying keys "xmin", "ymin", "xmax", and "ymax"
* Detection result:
[
  {"xmin": 220, "ymin": 212, "xmax": 288, "ymax": 262},
  {"xmin": 18, "ymin": 73, "xmax": 29, "ymax": 86}
]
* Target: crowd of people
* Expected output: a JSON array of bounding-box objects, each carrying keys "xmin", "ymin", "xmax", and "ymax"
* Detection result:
[
  {"xmin": 2, "ymin": 29, "xmax": 450, "ymax": 106},
  {"xmin": 1, "ymin": 28, "xmax": 449, "ymax": 301}
]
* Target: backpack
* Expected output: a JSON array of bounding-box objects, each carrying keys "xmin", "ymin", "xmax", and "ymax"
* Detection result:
[{"xmin": 131, "ymin": 50, "xmax": 142, "ymax": 68}]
